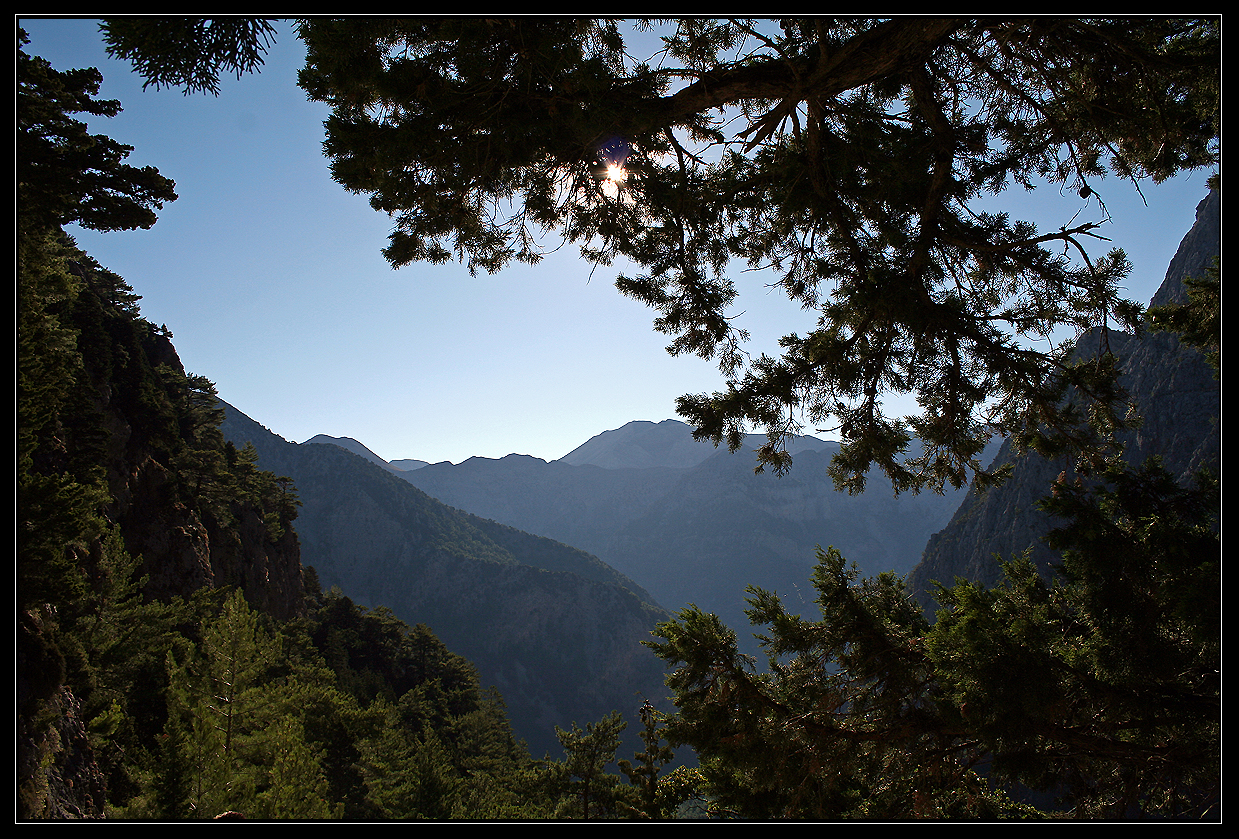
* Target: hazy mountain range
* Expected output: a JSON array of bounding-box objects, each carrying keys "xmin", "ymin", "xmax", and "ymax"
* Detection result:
[{"xmin": 304, "ymin": 419, "xmax": 996, "ymax": 655}]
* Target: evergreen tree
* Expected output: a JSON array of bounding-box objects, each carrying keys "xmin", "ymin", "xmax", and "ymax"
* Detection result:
[
  {"xmin": 160, "ymin": 589, "xmax": 359, "ymax": 819},
  {"xmin": 152, "ymin": 694, "xmax": 196, "ymax": 819},
  {"xmin": 553, "ymin": 711, "xmax": 628, "ymax": 820},
  {"xmin": 399, "ymin": 731, "xmax": 465, "ymax": 820},
  {"xmin": 101, "ymin": 17, "xmax": 1219, "ymax": 491},
  {"xmin": 162, "ymin": 589, "xmax": 277, "ymax": 817},
  {"xmin": 18, "ymin": 29, "xmax": 177, "ymax": 236},
  {"xmin": 647, "ymin": 458, "xmax": 1219, "ymax": 819},
  {"xmin": 99, "ymin": 18, "xmax": 279, "ymax": 96},
  {"xmin": 617, "ymin": 702, "xmax": 677, "ymax": 819},
  {"xmin": 257, "ymin": 717, "xmax": 340, "ymax": 820}
]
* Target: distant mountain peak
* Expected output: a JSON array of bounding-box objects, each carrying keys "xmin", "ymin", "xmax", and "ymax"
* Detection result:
[
  {"xmin": 302, "ymin": 434, "xmax": 395, "ymax": 471},
  {"xmin": 557, "ymin": 417, "xmax": 833, "ymax": 470}
]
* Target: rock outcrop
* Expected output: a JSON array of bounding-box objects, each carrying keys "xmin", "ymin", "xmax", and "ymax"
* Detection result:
[{"xmin": 908, "ymin": 188, "xmax": 1221, "ymax": 605}]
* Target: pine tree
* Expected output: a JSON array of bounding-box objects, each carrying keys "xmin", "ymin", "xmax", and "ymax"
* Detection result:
[
  {"xmin": 17, "ymin": 29, "xmax": 177, "ymax": 237},
  {"xmin": 257, "ymin": 717, "xmax": 340, "ymax": 820},
  {"xmin": 152, "ymin": 698, "xmax": 195, "ymax": 819},
  {"xmin": 162, "ymin": 589, "xmax": 280, "ymax": 817},
  {"xmin": 647, "ymin": 458, "xmax": 1219, "ymax": 819},
  {"xmin": 100, "ymin": 18, "xmax": 1219, "ymax": 491},
  {"xmin": 100, "ymin": 18, "xmax": 278, "ymax": 96},
  {"xmin": 554, "ymin": 711, "xmax": 628, "ymax": 820},
  {"xmin": 617, "ymin": 702, "xmax": 676, "ymax": 819}
]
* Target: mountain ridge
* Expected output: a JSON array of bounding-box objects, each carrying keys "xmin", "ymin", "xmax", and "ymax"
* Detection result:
[
  {"xmin": 303, "ymin": 433, "xmax": 398, "ymax": 471},
  {"xmin": 557, "ymin": 417, "xmax": 835, "ymax": 470},
  {"xmin": 219, "ymin": 402, "xmax": 671, "ymax": 757},
  {"xmin": 316, "ymin": 416, "xmax": 992, "ymax": 657}
]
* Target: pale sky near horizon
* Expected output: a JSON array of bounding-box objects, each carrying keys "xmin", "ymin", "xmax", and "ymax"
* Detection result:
[{"xmin": 20, "ymin": 18, "xmax": 1215, "ymax": 466}]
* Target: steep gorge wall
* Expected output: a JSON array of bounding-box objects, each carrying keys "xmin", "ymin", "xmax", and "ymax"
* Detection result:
[
  {"xmin": 908, "ymin": 188, "xmax": 1221, "ymax": 604},
  {"xmin": 18, "ymin": 250, "xmax": 306, "ymax": 818}
]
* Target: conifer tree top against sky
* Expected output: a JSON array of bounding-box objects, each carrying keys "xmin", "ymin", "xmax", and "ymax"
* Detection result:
[{"xmin": 22, "ymin": 18, "xmax": 1218, "ymax": 480}]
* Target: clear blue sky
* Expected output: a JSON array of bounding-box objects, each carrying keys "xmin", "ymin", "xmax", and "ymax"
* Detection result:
[{"xmin": 20, "ymin": 18, "xmax": 1214, "ymax": 465}]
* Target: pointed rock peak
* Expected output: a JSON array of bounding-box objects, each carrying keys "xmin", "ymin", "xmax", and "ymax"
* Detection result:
[
  {"xmin": 556, "ymin": 419, "xmax": 716, "ymax": 469},
  {"xmin": 1150, "ymin": 187, "xmax": 1220, "ymax": 310}
]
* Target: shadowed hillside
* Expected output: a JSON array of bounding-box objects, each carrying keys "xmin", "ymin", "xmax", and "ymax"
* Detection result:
[
  {"xmin": 368, "ymin": 422, "xmax": 994, "ymax": 656},
  {"xmin": 221, "ymin": 404, "xmax": 672, "ymax": 757}
]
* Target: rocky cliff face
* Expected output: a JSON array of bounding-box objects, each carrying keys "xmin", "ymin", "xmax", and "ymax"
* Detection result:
[
  {"xmin": 107, "ymin": 447, "xmax": 306, "ymax": 622},
  {"xmin": 92, "ymin": 340, "xmax": 305, "ymax": 621},
  {"xmin": 43, "ymin": 262, "xmax": 307, "ymax": 620},
  {"xmin": 908, "ymin": 188, "xmax": 1221, "ymax": 605},
  {"xmin": 18, "ymin": 249, "xmax": 306, "ymax": 818},
  {"xmin": 16, "ymin": 682, "xmax": 108, "ymax": 819}
]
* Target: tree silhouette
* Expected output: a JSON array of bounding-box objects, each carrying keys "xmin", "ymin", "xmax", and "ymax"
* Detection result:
[{"xmin": 101, "ymin": 18, "xmax": 1219, "ymax": 491}]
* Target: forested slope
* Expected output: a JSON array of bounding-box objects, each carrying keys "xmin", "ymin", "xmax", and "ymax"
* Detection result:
[
  {"xmin": 17, "ymin": 32, "xmax": 683, "ymax": 819},
  {"xmin": 220, "ymin": 404, "xmax": 671, "ymax": 759}
]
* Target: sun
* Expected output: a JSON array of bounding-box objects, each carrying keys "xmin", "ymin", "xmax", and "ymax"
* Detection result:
[
  {"xmin": 603, "ymin": 163, "xmax": 628, "ymax": 184},
  {"xmin": 598, "ymin": 162, "xmax": 630, "ymax": 199},
  {"xmin": 590, "ymin": 135, "xmax": 633, "ymax": 198}
]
